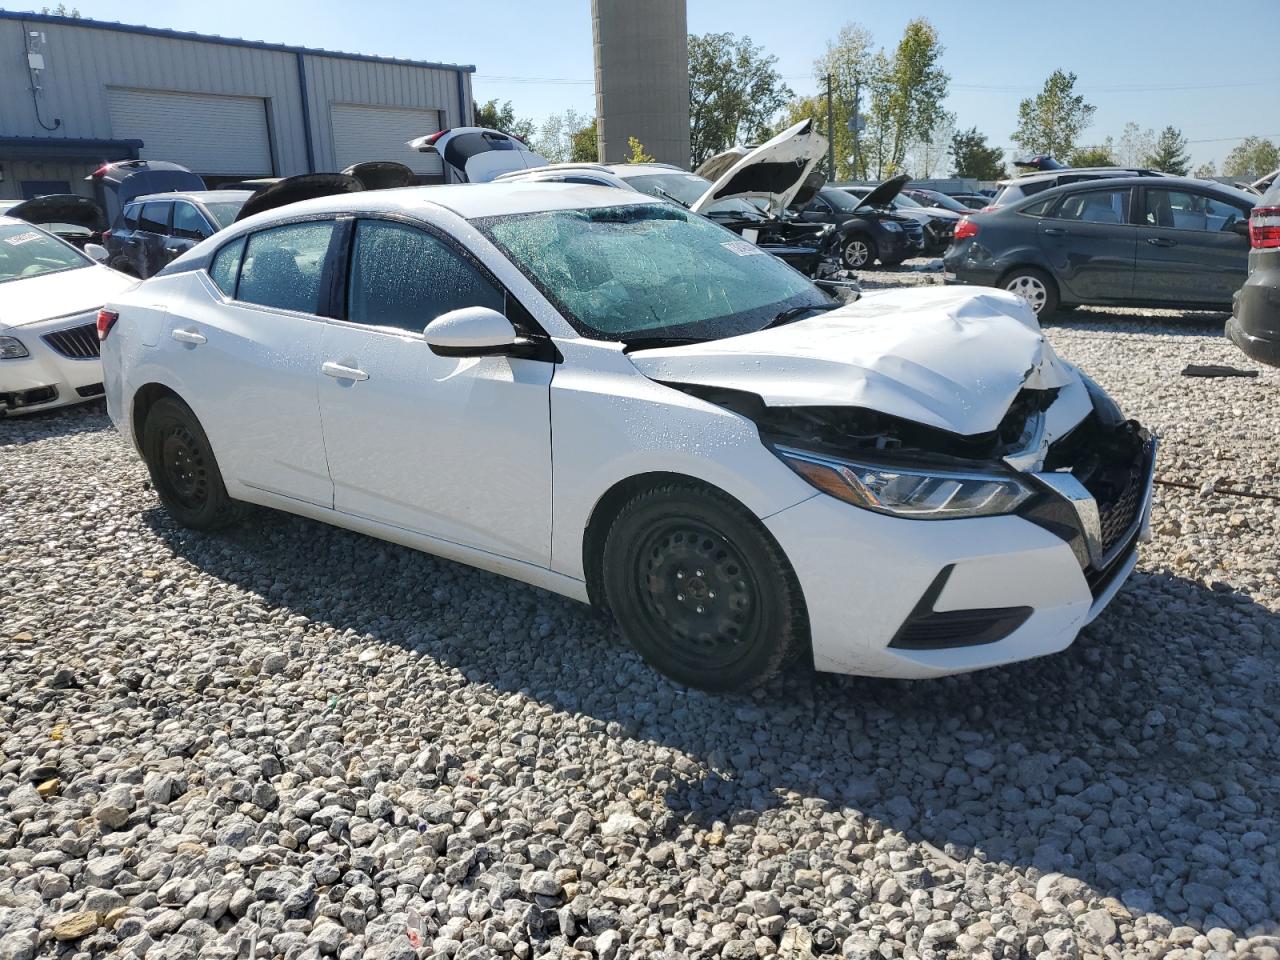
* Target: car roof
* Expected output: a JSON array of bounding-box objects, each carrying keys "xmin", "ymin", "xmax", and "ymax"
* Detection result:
[
  {"xmin": 998, "ymin": 167, "xmax": 1161, "ymax": 188},
  {"xmin": 226, "ymin": 182, "xmax": 646, "ymax": 231},
  {"xmin": 132, "ymin": 190, "xmax": 253, "ymax": 204},
  {"xmin": 1003, "ymin": 175, "xmax": 1259, "ymax": 206}
]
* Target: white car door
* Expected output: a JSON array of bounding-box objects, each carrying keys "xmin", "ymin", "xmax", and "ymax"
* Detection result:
[
  {"xmin": 170, "ymin": 220, "xmax": 337, "ymax": 507},
  {"xmin": 315, "ymin": 217, "xmax": 554, "ymax": 565}
]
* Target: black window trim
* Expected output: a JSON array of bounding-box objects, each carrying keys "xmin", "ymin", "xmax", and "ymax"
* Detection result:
[{"xmin": 326, "ymin": 212, "xmax": 559, "ymax": 361}]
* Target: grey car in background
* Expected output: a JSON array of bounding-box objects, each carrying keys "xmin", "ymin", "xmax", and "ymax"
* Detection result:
[
  {"xmin": 944, "ymin": 176, "xmax": 1255, "ymax": 317},
  {"xmin": 1227, "ymin": 177, "xmax": 1280, "ymax": 366}
]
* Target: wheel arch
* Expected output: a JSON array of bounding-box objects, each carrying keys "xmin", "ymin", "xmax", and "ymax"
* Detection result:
[
  {"xmin": 582, "ymin": 471, "xmax": 775, "ymax": 610},
  {"xmin": 130, "ymin": 382, "xmax": 186, "ymax": 450}
]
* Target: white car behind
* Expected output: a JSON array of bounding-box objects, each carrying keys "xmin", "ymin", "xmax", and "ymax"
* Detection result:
[
  {"xmin": 0, "ymin": 217, "xmax": 135, "ymax": 417},
  {"xmin": 101, "ymin": 183, "xmax": 1155, "ymax": 691}
]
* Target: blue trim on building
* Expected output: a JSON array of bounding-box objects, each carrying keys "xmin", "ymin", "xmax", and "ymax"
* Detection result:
[
  {"xmin": 0, "ymin": 136, "xmax": 144, "ymax": 159},
  {"xmin": 0, "ymin": 10, "xmax": 476, "ymax": 74}
]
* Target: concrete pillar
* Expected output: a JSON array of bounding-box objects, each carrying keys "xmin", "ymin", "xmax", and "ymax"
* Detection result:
[{"xmin": 591, "ymin": 0, "xmax": 689, "ymax": 168}]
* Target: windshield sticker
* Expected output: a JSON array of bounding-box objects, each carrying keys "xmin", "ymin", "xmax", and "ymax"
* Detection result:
[
  {"xmin": 721, "ymin": 239, "xmax": 765, "ymax": 257},
  {"xmin": 3, "ymin": 231, "xmax": 42, "ymax": 246},
  {"xmin": 741, "ymin": 228, "xmax": 760, "ymax": 245}
]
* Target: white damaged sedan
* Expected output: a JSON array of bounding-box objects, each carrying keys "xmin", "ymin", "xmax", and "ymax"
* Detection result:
[
  {"xmin": 101, "ymin": 184, "xmax": 1155, "ymax": 691},
  {"xmin": 0, "ymin": 217, "xmax": 135, "ymax": 416}
]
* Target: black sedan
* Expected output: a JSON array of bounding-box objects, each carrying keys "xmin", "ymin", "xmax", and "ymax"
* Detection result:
[
  {"xmin": 944, "ymin": 176, "xmax": 1256, "ymax": 317},
  {"xmin": 792, "ymin": 181, "xmax": 925, "ymax": 268},
  {"xmin": 1227, "ymin": 178, "xmax": 1280, "ymax": 365}
]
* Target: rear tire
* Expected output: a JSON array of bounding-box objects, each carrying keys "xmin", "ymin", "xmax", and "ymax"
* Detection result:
[
  {"xmin": 1001, "ymin": 266, "xmax": 1059, "ymax": 318},
  {"xmin": 601, "ymin": 483, "xmax": 807, "ymax": 692},
  {"xmin": 142, "ymin": 397, "xmax": 244, "ymax": 531}
]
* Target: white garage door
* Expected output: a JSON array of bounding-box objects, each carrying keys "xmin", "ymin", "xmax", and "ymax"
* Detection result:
[
  {"xmin": 107, "ymin": 88, "xmax": 272, "ymax": 176},
  {"xmin": 330, "ymin": 104, "xmax": 443, "ymax": 177}
]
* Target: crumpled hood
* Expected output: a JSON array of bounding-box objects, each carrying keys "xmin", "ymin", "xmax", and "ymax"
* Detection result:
[
  {"xmin": 629, "ymin": 287, "xmax": 1077, "ymax": 435},
  {"xmin": 0, "ymin": 265, "xmax": 135, "ymax": 331}
]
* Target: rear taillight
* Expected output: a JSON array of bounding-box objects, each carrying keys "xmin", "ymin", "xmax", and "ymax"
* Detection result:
[
  {"xmin": 1249, "ymin": 206, "xmax": 1280, "ymax": 249},
  {"xmin": 424, "ymin": 129, "xmax": 449, "ymax": 146},
  {"xmin": 91, "ymin": 164, "xmax": 109, "ymax": 179},
  {"xmin": 980, "ymin": 205, "xmax": 997, "ymax": 213},
  {"xmin": 97, "ymin": 309, "xmax": 119, "ymax": 342},
  {"xmin": 101, "ymin": 229, "xmax": 112, "ymax": 241},
  {"xmin": 954, "ymin": 217, "xmax": 979, "ymax": 240}
]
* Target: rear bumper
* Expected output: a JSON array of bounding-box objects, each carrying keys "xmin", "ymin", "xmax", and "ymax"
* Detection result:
[{"xmin": 1228, "ymin": 269, "xmax": 1280, "ymax": 366}]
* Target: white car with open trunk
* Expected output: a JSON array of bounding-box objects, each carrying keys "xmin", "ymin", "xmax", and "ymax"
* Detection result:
[{"xmin": 100, "ymin": 182, "xmax": 1155, "ymax": 691}]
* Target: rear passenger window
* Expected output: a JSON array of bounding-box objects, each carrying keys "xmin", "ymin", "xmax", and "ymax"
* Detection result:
[
  {"xmin": 237, "ymin": 221, "xmax": 334, "ymax": 314},
  {"xmin": 139, "ymin": 202, "xmax": 169, "ymax": 234},
  {"xmin": 346, "ymin": 219, "xmax": 504, "ymax": 332},
  {"xmin": 1052, "ymin": 189, "xmax": 1130, "ymax": 225},
  {"xmin": 122, "ymin": 204, "xmax": 140, "ymax": 230},
  {"xmin": 209, "ymin": 237, "xmax": 245, "ymax": 297},
  {"xmin": 1021, "ymin": 198, "xmax": 1054, "ymax": 217}
]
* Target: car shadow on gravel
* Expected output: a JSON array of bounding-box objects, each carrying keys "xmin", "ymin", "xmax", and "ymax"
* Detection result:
[
  {"xmin": 146, "ymin": 507, "xmax": 1280, "ymax": 935},
  {"xmin": 0, "ymin": 402, "xmax": 111, "ymax": 448}
]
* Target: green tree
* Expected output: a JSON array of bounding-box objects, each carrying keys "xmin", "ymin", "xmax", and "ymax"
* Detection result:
[
  {"xmin": 864, "ymin": 19, "xmax": 949, "ymax": 179},
  {"xmin": 569, "ymin": 121, "xmax": 598, "ymax": 163},
  {"xmin": 535, "ymin": 109, "xmax": 593, "ymax": 163},
  {"xmin": 950, "ymin": 126, "xmax": 1005, "ymax": 179},
  {"xmin": 809, "ymin": 22, "xmax": 878, "ymax": 180},
  {"xmin": 1069, "ymin": 140, "xmax": 1116, "ymax": 167},
  {"xmin": 1223, "ymin": 137, "xmax": 1280, "ymax": 178},
  {"xmin": 1193, "ymin": 160, "xmax": 1217, "ymax": 179},
  {"xmin": 1144, "ymin": 126, "xmax": 1190, "ymax": 175},
  {"xmin": 688, "ymin": 32, "xmax": 792, "ymax": 168},
  {"xmin": 40, "ymin": 5, "xmax": 81, "ymax": 15},
  {"xmin": 625, "ymin": 137, "xmax": 654, "ymax": 164},
  {"xmin": 1012, "ymin": 70, "xmax": 1096, "ymax": 160},
  {"xmin": 1115, "ymin": 121, "xmax": 1155, "ymax": 167},
  {"xmin": 473, "ymin": 100, "xmax": 535, "ymax": 142}
]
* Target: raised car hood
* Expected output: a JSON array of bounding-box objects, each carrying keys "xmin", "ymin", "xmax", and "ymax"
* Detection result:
[
  {"xmin": 691, "ymin": 119, "xmax": 828, "ymax": 218},
  {"xmin": 629, "ymin": 287, "xmax": 1077, "ymax": 436},
  {"xmin": 235, "ymin": 173, "xmax": 363, "ymax": 222},
  {"xmin": 0, "ymin": 265, "xmax": 135, "ymax": 331},
  {"xmin": 7, "ymin": 195, "xmax": 106, "ymax": 232},
  {"xmin": 854, "ymin": 173, "xmax": 909, "ymax": 211}
]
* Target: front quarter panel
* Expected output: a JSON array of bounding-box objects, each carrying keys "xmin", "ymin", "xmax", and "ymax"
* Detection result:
[{"xmin": 549, "ymin": 338, "xmax": 819, "ymax": 581}]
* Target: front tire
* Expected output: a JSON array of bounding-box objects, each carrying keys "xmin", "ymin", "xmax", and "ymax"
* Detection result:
[
  {"xmin": 842, "ymin": 235, "xmax": 877, "ymax": 269},
  {"xmin": 142, "ymin": 397, "xmax": 243, "ymax": 531},
  {"xmin": 1001, "ymin": 267, "xmax": 1059, "ymax": 318},
  {"xmin": 601, "ymin": 484, "xmax": 807, "ymax": 692}
]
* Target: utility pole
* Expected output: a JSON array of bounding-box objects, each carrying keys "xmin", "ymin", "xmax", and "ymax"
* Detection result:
[{"xmin": 824, "ymin": 73, "xmax": 835, "ymax": 181}]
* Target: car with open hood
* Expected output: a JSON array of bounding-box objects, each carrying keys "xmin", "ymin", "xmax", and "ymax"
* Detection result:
[
  {"xmin": 408, "ymin": 127, "xmax": 550, "ymax": 183},
  {"xmin": 792, "ymin": 182, "xmax": 926, "ymax": 268},
  {"xmin": 0, "ymin": 194, "xmax": 108, "ymax": 250},
  {"xmin": 101, "ymin": 183, "xmax": 1155, "ymax": 691},
  {"xmin": 840, "ymin": 178, "xmax": 960, "ymax": 256},
  {"xmin": 0, "ymin": 217, "xmax": 135, "ymax": 416}
]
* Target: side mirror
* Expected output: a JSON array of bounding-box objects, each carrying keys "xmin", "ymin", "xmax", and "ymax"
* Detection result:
[
  {"xmin": 84, "ymin": 243, "xmax": 108, "ymax": 262},
  {"xmin": 423, "ymin": 306, "xmax": 530, "ymax": 358}
]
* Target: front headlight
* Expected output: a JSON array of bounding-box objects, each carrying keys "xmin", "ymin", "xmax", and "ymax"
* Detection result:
[
  {"xmin": 775, "ymin": 446, "xmax": 1032, "ymax": 519},
  {"xmin": 0, "ymin": 336, "xmax": 29, "ymax": 360},
  {"xmin": 882, "ymin": 221, "xmax": 902, "ymax": 233}
]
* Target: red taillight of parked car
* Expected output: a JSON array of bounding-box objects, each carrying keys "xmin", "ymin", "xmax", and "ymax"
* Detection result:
[
  {"xmin": 97, "ymin": 309, "xmax": 119, "ymax": 342},
  {"xmin": 1249, "ymin": 206, "xmax": 1280, "ymax": 249},
  {"xmin": 423, "ymin": 129, "xmax": 449, "ymax": 146},
  {"xmin": 954, "ymin": 217, "xmax": 979, "ymax": 241}
]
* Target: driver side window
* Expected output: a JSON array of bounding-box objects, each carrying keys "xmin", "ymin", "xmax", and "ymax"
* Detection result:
[{"xmin": 346, "ymin": 219, "xmax": 504, "ymax": 333}]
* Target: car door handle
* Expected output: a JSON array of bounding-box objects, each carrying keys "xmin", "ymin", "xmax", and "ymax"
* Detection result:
[
  {"xmin": 170, "ymin": 328, "xmax": 206, "ymax": 345},
  {"xmin": 322, "ymin": 361, "xmax": 369, "ymax": 382},
  {"xmin": 1042, "ymin": 227, "xmax": 1068, "ymax": 237},
  {"xmin": 1146, "ymin": 237, "xmax": 1177, "ymax": 247}
]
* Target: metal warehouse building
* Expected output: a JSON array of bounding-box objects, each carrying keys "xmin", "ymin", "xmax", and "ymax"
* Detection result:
[{"xmin": 0, "ymin": 10, "xmax": 475, "ymax": 200}]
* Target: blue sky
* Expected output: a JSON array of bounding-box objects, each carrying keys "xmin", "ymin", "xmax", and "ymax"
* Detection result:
[{"xmin": 35, "ymin": 0, "xmax": 1279, "ymax": 169}]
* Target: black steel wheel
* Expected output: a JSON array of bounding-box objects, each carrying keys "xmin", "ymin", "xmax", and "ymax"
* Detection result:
[
  {"xmin": 142, "ymin": 397, "xmax": 243, "ymax": 530},
  {"xmin": 602, "ymin": 483, "xmax": 807, "ymax": 691}
]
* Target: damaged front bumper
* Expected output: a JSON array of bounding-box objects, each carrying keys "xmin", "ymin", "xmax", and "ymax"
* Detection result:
[{"xmin": 762, "ymin": 401, "xmax": 1157, "ymax": 680}]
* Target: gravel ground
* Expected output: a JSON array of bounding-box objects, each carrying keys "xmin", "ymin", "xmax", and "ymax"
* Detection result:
[{"xmin": 2, "ymin": 268, "xmax": 1279, "ymax": 960}]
